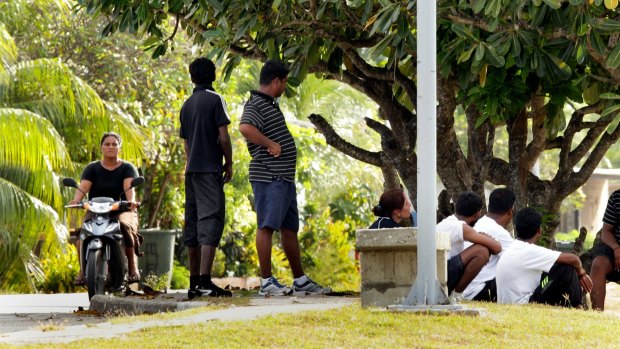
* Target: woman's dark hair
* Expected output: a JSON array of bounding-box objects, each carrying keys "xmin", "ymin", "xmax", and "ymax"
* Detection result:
[
  {"xmin": 259, "ymin": 60, "xmax": 289, "ymax": 85},
  {"xmin": 189, "ymin": 57, "xmax": 216, "ymax": 85},
  {"xmin": 454, "ymin": 191, "xmax": 483, "ymax": 217},
  {"xmin": 373, "ymin": 189, "xmax": 405, "ymax": 217},
  {"xmin": 488, "ymin": 187, "xmax": 516, "ymax": 214},
  {"xmin": 100, "ymin": 132, "xmax": 121, "ymax": 146},
  {"xmin": 515, "ymin": 207, "xmax": 542, "ymax": 240}
]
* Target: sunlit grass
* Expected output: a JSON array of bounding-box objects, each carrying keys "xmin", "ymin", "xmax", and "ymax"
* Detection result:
[{"xmin": 10, "ymin": 301, "xmax": 620, "ymax": 349}]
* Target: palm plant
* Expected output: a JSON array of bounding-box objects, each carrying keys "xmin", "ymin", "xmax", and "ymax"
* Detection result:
[{"xmin": 0, "ymin": 23, "xmax": 147, "ymax": 291}]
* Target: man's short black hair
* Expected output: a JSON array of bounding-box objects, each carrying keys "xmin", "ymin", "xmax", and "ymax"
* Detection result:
[
  {"xmin": 515, "ymin": 207, "xmax": 542, "ymax": 240},
  {"xmin": 260, "ymin": 60, "xmax": 289, "ymax": 85},
  {"xmin": 488, "ymin": 188, "xmax": 516, "ymax": 214},
  {"xmin": 454, "ymin": 191, "xmax": 483, "ymax": 217},
  {"xmin": 189, "ymin": 57, "xmax": 216, "ymax": 85}
]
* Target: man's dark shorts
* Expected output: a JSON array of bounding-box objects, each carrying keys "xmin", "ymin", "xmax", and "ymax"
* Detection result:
[
  {"xmin": 184, "ymin": 173, "xmax": 225, "ymax": 247},
  {"xmin": 447, "ymin": 254, "xmax": 465, "ymax": 294},
  {"xmin": 594, "ymin": 242, "xmax": 620, "ymax": 282},
  {"xmin": 251, "ymin": 178, "xmax": 299, "ymax": 232}
]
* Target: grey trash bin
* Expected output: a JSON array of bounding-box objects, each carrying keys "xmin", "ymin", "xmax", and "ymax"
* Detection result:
[
  {"xmin": 555, "ymin": 240, "xmax": 575, "ymax": 253},
  {"xmin": 138, "ymin": 229, "xmax": 178, "ymax": 287}
]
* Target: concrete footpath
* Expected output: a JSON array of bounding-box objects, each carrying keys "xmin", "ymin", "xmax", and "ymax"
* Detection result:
[{"xmin": 0, "ymin": 294, "xmax": 356, "ymax": 345}]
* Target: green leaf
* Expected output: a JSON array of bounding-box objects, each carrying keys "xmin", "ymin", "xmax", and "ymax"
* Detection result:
[
  {"xmin": 607, "ymin": 114, "xmax": 620, "ymax": 134},
  {"xmin": 590, "ymin": 18, "xmax": 620, "ymax": 32},
  {"xmin": 458, "ymin": 45, "xmax": 477, "ymax": 63},
  {"xmin": 475, "ymin": 114, "xmax": 488, "ymax": 128},
  {"xmin": 475, "ymin": 43, "xmax": 485, "ymax": 61},
  {"xmin": 472, "ymin": 0, "xmax": 487, "ymax": 13},
  {"xmin": 606, "ymin": 44, "xmax": 620, "ymax": 69},
  {"xmin": 547, "ymin": 54, "xmax": 572, "ymax": 80},
  {"xmin": 601, "ymin": 104, "xmax": 620, "ymax": 117},
  {"xmin": 204, "ymin": 0, "xmax": 223, "ymax": 12},
  {"xmin": 600, "ymin": 93, "xmax": 620, "ymax": 99},
  {"xmin": 583, "ymin": 83, "xmax": 600, "ymax": 104},
  {"xmin": 542, "ymin": 0, "xmax": 562, "ymax": 9},
  {"xmin": 576, "ymin": 40, "xmax": 585, "ymax": 64},
  {"xmin": 272, "ymin": 0, "xmax": 283, "ymax": 13},
  {"xmin": 451, "ymin": 23, "xmax": 478, "ymax": 41},
  {"xmin": 511, "ymin": 34, "xmax": 521, "ymax": 57},
  {"xmin": 484, "ymin": 44, "xmax": 505, "ymax": 67}
]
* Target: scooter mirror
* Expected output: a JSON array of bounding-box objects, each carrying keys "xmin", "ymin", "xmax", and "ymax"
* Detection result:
[
  {"xmin": 131, "ymin": 176, "xmax": 145, "ymax": 188},
  {"xmin": 62, "ymin": 178, "xmax": 79, "ymax": 188}
]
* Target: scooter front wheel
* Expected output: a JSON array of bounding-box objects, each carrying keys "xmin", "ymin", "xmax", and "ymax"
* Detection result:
[{"xmin": 86, "ymin": 249, "xmax": 107, "ymax": 299}]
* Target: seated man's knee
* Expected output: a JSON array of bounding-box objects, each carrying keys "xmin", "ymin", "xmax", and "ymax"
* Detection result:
[
  {"xmin": 591, "ymin": 256, "xmax": 612, "ymax": 278},
  {"xmin": 473, "ymin": 244, "xmax": 490, "ymax": 261}
]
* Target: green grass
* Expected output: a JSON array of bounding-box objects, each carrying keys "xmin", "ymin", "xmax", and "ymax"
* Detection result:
[{"xmin": 6, "ymin": 301, "xmax": 620, "ymax": 349}]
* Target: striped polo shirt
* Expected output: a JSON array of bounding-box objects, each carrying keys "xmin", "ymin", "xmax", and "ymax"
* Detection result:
[
  {"xmin": 603, "ymin": 189, "xmax": 620, "ymax": 241},
  {"xmin": 240, "ymin": 90, "xmax": 297, "ymax": 182}
]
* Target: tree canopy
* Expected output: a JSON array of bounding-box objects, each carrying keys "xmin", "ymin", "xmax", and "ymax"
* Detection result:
[{"xmin": 80, "ymin": 0, "xmax": 620, "ymax": 235}]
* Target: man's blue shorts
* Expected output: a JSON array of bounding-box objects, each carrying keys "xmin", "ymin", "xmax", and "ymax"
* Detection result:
[{"xmin": 251, "ymin": 178, "xmax": 299, "ymax": 233}]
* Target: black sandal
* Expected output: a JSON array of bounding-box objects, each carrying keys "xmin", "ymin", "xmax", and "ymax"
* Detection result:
[{"xmin": 127, "ymin": 274, "xmax": 141, "ymax": 284}]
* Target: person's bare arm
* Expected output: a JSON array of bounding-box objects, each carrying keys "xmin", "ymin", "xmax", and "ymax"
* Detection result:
[
  {"xmin": 69, "ymin": 180, "xmax": 92, "ymax": 204},
  {"xmin": 556, "ymin": 252, "xmax": 593, "ymax": 293},
  {"xmin": 218, "ymin": 125, "xmax": 233, "ymax": 183},
  {"xmin": 462, "ymin": 224, "xmax": 502, "ymax": 255},
  {"xmin": 239, "ymin": 123, "xmax": 281, "ymax": 157}
]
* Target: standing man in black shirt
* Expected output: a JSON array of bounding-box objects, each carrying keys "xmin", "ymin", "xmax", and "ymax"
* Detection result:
[
  {"xmin": 180, "ymin": 57, "xmax": 233, "ymax": 298},
  {"xmin": 591, "ymin": 189, "xmax": 620, "ymax": 310},
  {"xmin": 240, "ymin": 60, "xmax": 331, "ymax": 296}
]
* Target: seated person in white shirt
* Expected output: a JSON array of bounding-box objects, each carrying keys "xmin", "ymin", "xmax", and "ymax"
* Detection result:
[
  {"xmin": 463, "ymin": 188, "xmax": 516, "ymax": 301},
  {"xmin": 436, "ymin": 191, "xmax": 502, "ymax": 296},
  {"xmin": 496, "ymin": 208, "xmax": 593, "ymax": 307}
]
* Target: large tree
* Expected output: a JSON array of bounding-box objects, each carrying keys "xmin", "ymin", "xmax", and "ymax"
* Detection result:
[{"xmin": 78, "ymin": 0, "xmax": 620, "ymax": 236}]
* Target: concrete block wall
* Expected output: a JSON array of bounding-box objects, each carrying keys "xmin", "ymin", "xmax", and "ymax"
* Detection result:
[{"xmin": 356, "ymin": 227, "xmax": 449, "ymax": 308}]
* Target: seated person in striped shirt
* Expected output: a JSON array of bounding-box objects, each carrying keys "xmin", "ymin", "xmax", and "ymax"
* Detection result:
[
  {"xmin": 591, "ymin": 189, "xmax": 620, "ymax": 310},
  {"xmin": 368, "ymin": 188, "xmax": 417, "ymax": 229}
]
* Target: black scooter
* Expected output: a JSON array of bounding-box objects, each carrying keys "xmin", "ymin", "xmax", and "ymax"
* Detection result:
[{"xmin": 63, "ymin": 177, "xmax": 144, "ymax": 299}]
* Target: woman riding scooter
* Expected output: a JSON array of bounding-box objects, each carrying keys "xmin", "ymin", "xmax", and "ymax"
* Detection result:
[{"xmin": 69, "ymin": 132, "xmax": 142, "ymax": 285}]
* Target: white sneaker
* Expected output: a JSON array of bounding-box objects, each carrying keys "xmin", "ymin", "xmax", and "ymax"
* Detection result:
[
  {"xmin": 258, "ymin": 277, "xmax": 292, "ymax": 296},
  {"xmin": 293, "ymin": 277, "xmax": 331, "ymax": 295}
]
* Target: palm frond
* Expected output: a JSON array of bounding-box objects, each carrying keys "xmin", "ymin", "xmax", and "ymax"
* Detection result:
[
  {"xmin": 0, "ymin": 177, "xmax": 68, "ymax": 290},
  {"xmin": 0, "ymin": 108, "xmax": 73, "ymax": 210},
  {"xmin": 0, "ymin": 24, "xmax": 17, "ymax": 71},
  {"xmin": 103, "ymin": 102, "xmax": 150, "ymax": 166},
  {"xmin": 0, "ymin": 58, "xmax": 106, "ymax": 129}
]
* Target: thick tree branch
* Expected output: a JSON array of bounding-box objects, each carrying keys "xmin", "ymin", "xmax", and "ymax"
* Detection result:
[{"xmin": 307, "ymin": 113, "xmax": 382, "ymax": 166}]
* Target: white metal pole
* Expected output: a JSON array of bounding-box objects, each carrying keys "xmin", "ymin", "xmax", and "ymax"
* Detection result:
[{"xmin": 403, "ymin": 0, "xmax": 449, "ymax": 306}]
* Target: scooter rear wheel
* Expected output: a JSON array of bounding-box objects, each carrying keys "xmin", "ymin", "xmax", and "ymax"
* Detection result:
[{"xmin": 86, "ymin": 249, "xmax": 107, "ymax": 299}]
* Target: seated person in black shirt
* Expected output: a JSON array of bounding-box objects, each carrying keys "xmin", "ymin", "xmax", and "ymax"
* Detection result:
[{"xmin": 369, "ymin": 189, "xmax": 416, "ymax": 229}]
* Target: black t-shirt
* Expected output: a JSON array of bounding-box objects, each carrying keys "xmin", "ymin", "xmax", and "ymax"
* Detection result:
[
  {"xmin": 368, "ymin": 217, "xmax": 401, "ymax": 229},
  {"xmin": 179, "ymin": 84, "xmax": 231, "ymax": 173},
  {"xmin": 603, "ymin": 189, "xmax": 620, "ymax": 242},
  {"xmin": 81, "ymin": 161, "xmax": 139, "ymax": 200},
  {"xmin": 240, "ymin": 90, "xmax": 297, "ymax": 182}
]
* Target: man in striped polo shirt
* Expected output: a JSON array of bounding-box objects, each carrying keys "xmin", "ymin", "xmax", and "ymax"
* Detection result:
[
  {"xmin": 240, "ymin": 60, "xmax": 331, "ymax": 296},
  {"xmin": 591, "ymin": 189, "xmax": 620, "ymax": 310}
]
